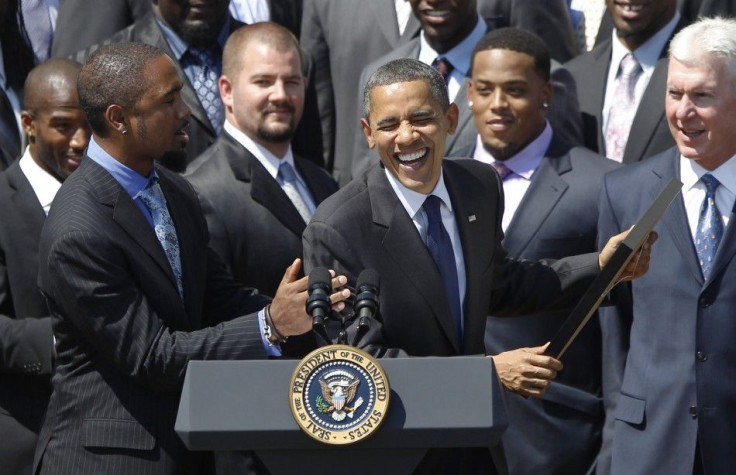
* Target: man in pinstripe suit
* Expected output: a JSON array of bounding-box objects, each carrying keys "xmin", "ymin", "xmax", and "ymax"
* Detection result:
[{"xmin": 32, "ymin": 42, "xmax": 347, "ymax": 475}]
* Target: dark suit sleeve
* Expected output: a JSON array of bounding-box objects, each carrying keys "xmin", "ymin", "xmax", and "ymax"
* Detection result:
[
  {"xmin": 595, "ymin": 171, "xmax": 634, "ymax": 475},
  {"xmin": 0, "ymin": 246, "xmax": 54, "ymax": 375},
  {"xmin": 302, "ymin": 221, "xmax": 408, "ymax": 358},
  {"xmin": 42, "ymin": 229, "xmax": 268, "ymax": 392}
]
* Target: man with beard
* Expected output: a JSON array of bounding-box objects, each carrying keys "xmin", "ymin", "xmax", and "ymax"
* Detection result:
[
  {"xmin": 0, "ymin": 58, "xmax": 90, "ymax": 475},
  {"xmin": 186, "ymin": 22, "xmax": 337, "ymax": 353},
  {"xmin": 70, "ymin": 0, "xmax": 322, "ymax": 172},
  {"xmin": 32, "ymin": 42, "xmax": 347, "ymax": 475},
  {"xmin": 564, "ymin": 0, "xmax": 683, "ymax": 164}
]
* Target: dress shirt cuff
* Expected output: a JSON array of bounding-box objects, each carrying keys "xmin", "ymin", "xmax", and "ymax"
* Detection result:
[{"xmin": 258, "ymin": 309, "xmax": 283, "ymax": 357}]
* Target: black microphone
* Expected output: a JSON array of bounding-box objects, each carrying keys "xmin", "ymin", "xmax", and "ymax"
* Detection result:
[
  {"xmin": 307, "ymin": 267, "xmax": 332, "ymax": 343},
  {"xmin": 353, "ymin": 269, "xmax": 380, "ymax": 345}
]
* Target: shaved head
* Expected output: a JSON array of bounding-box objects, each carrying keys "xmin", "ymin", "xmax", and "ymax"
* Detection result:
[
  {"xmin": 222, "ymin": 22, "xmax": 304, "ymax": 82},
  {"xmin": 24, "ymin": 58, "xmax": 82, "ymax": 112}
]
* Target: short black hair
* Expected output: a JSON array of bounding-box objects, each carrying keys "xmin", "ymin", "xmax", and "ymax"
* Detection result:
[
  {"xmin": 78, "ymin": 42, "xmax": 165, "ymax": 135},
  {"xmin": 362, "ymin": 58, "xmax": 449, "ymax": 120},
  {"xmin": 470, "ymin": 27, "xmax": 551, "ymax": 82}
]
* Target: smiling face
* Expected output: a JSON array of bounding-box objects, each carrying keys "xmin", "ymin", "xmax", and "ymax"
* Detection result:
[
  {"xmin": 467, "ymin": 48, "xmax": 551, "ymax": 160},
  {"xmin": 154, "ymin": 0, "xmax": 230, "ymax": 46},
  {"xmin": 606, "ymin": 0, "xmax": 677, "ymax": 51},
  {"xmin": 666, "ymin": 57, "xmax": 736, "ymax": 171},
  {"xmin": 409, "ymin": 0, "xmax": 478, "ymax": 53},
  {"xmin": 361, "ymin": 79, "xmax": 458, "ymax": 194}
]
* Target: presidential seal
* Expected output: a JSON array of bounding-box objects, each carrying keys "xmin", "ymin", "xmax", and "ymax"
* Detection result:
[{"xmin": 289, "ymin": 345, "xmax": 390, "ymax": 445}]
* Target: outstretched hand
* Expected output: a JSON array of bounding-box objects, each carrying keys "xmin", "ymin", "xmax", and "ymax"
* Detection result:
[
  {"xmin": 599, "ymin": 228, "xmax": 659, "ymax": 282},
  {"xmin": 490, "ymin": 343, "xmax": 562, "ymax": 398},
  {"xmin": 269, "ymin": 258, "xmax": 350, "ymax": 337}
]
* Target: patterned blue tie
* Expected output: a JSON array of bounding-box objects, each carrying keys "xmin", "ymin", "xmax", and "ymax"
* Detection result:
[
  {"xmin": 423, "ymin": 195, "xmax": 462, "ymax": 346},
  {"xmin": 139, "ymin": 178, "xmax": 184, "ymax": 297},
  {"xmin": 187, "ymin": 46, "xmax": 224, "ymax": 134},
  {"xmin": 695, "ymin": 174, "xmax": 723, "ymax": 280}
]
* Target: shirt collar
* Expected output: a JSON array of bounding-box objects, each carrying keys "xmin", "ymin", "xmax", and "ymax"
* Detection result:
[
  {"xmin": 680, "ymin": 153, "xmax": 736, "ymax": 197},
  {"xmin": 610, "ymin": 11, "xmax": 680, "ymax": 76},
  {"xmin": 418, "ymin": 16, "xmax": 485, "ymax": 76},
  {"xmin": 384, "ymin": 166, "xmax": 453, "ymax": 220},
  {"xmin": 224, "ymin": 119, "xmax": 297, "ymax": 182},
  {"xmin": 18, "ymin": 146, "xmax": 62, "ymax": 213},
  {"xmin": 155, "ymin": 15, "xmax": 231, "ymax": 61},
  {"xmin": 473, "ymin": 122, "xmax": 552, "ymax": 180},
  {"xmin": 86, "ymin": 136, "xmax": 157, "ymax": 199}
]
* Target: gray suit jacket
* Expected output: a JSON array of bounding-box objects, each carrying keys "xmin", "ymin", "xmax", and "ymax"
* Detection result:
[
  {"xmin": 456, "ymin": 139, "xmax": 619, "ymax": 475},
  {"xmin": 33, "ymin": 158, "xmax": 273, "ymax": 474},
  {"xmin": 598, "ymin": 148, "xmax": 736, "ymax": 475},
  {"xmin": 352, "ymin": 36, "xmax": 584, "ymax": 181},
  {"xmin": 564, "ymin": 20, "xmax": 686, "ymax": 163},
  {"xmin": 0, "ymin": 161, "xmax": 54, "ymax": 475},
  {"xmin": 300, "ymin": 0, "xmax": 421, "ymax": 184},
  {"xmin": 71, "ymin": 12, "xmax": 323, "ymax": 172}
]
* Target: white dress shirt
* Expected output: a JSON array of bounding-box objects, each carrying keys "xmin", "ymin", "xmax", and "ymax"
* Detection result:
[
  {"xmin": 384, "ymin": 168, "xmax": 467, "ymax": 330},
  {"xmin": 18, "ymin": 147, "xmax": 62, "ymax": 215},
  {"xmin": 680, "ymin": 154, "xmax": 736, "ymax": 241}
]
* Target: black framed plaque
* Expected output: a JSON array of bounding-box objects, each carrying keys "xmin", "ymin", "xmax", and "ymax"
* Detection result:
[{"xmin": 545, "ymin": 178, "xmax": 682, "ymax": 359}]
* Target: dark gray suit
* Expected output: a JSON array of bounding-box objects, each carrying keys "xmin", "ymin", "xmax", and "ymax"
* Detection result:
[
  {"xmin": 353, "ymin": 37, "xmax": 584, "ymax": 181},
  {"xmin": 300, "ymin": 0, "xmax": 421, "ymax": 184},
  {"xmin": 186, "ymin": 130, "xmax": 337, "ymax": 298},
  {"xmin": 0, "ymin": 161, "xmax": 54, "ymax": 475},
  {"xmin": 0, "ymin": 88, "xmax": 20, "ymax": 171},
  {"xmin": 303, "ymin": 158, "xmax": 601, "ymax": 473},
  {"xmin": 71, "ymin": 12, "xmax": 323, "ymax": 172},
  {"xmin": 564, "ymin": 19, "xmax": 686, "ymax": 163},
  {"xmin": 598, "ymin": 148, "xmax": 736, "ymax": 475},
  {"xmin": 457, "ymin": 139, "xmax": 619, "ymax": 475},
  {"xmin": 33, "ymin": 158, "xmax": 273, "ymax": 474}
]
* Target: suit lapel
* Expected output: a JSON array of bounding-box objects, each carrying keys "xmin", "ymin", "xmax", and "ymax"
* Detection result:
[
  {"xmin": 369, "ymin": 168, "xmax": 461, "ymax": 352},
  {"xmin": 591, "ymin": 43, "xmax": 613, "ymax": 153},
  {"xmin": 295, "ymin": 158, "xmax": 333, "ymax": 205},
  {"xmin": 505, "ymin": 146, "xmax": 571, "ymax": 256},
  {"xmin": 624, "ymin": 58, "xmax": 668, "ymax": 164},
  {"xmin": 222, "ymin": 133, "xmax": 307, "ymax": 237},
  {"xmin": 401, "ymin": 14, "xmax": 421, "ymax": 44},
  {"xmin": 444, "ymin": 163, "xmax": 493, "ymax": 353},
  {"xmin": 6, "ymin": 163, "xmax": 46, "ymax": 264},
  {"xmin": 650, "ymin": 150, "xmax": 704, "ymax": 284},
  {"xmin": 369, "ymin": 0, "xmax": 400, "ymax": 46},
  {"xmin": 446, "ymin": 79, "xmax": 472, "ymax": 153},
  {"xmin": 704, "ymin": 188, "xmax": 736, "ymax": 289}
]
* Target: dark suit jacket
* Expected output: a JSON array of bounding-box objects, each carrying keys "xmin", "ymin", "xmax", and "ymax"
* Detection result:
[
  {"xmin": 564, "ymin": 20, "xmax": 686, "ymax": 163},
  {"xmin": 352, "ymin": 34, "xmax": 584, "ymax": 181},
  {"xmin": 71, "ymin": 12, "xmax": 323, "ymax": 172},
  {"xmin": 0, "ymin": 88, "xmax": 20, "ymax": 171},
  {"xmin": 456, "ymin": 140, "xmax": 619, "ymax": 475},
  {"xmin": 51, "ymin": 0, "xmax": 152, "ymax": 58},
  {"xmin": 598, "ymin": 148, "xmax": 736, "ymax": 475},
  {"xmin": 185, "ymin": 130, "xmax": 337, "ymax": 297},
  {"xmin": 0, "ymin": 161, "xmax": 54, "ymax": 475},
  {"xmin": 478, "ymin": 0, "xmax": 579, "ymax": 62},
  {"xmin": 33, "ymin": 158, "xmax": 273, "ymax": 474},
  {"xmin": 300, "ymin": 0, "xmax": 421, "ymax": 184},
  {"xmin": 303, "ymin": 159, "xmax": 601, "ymax": 473}
]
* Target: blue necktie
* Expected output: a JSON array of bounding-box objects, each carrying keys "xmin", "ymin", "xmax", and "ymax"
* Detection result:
[
  {"xmin": 695, "ymin": 174, "xmax": 723, "ymax": 280},
  {"xmin": 431, "ymin": 56, "xmax": 454, "ymax": 85},
  {"xmin": 278, "ymin": 162, "xmax": 313, "ymax": 223},
  {"xmin": 423, "ymin": 195, "xmax": 462, "ymax": 345},
  {"xmin": 139, "ymin": 179, "xmax": 184, "ymax": 297},
  {"xmin": 187, "ymin": 46, "xmax": 224, "ymax": 134}
]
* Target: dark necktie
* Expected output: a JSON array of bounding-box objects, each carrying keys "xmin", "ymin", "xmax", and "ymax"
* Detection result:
[
  {"xmin": 423, "ymin": 195, "xmax": 462, "ymax": 345},
  {"xmin": 491, "ymin": 161, "xmax": 512, "ymax": 181},
  {"xmin": 431, "ymin": 56, "xmax": 454, "ymax": 84},
  {"xmin": 695, "ymin": 174, "xmax": 724, "ymax": 280},
  {"xmin": 139, "ymin": 178, "xmax": 184, "ymax": 298},
  {"xmin": 605, "ymin": 53, "xmax": 642, "ymax": 162},
  {"xmin": 187, "ymin": 46, "xmax": 225, "ymax": 135},
  {"xmin": 278, "ymin": 162, "xmax": 312, "ymax": 223}
]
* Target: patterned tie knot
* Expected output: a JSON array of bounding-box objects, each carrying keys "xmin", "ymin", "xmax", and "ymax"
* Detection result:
[
  {"xmin": 431, "ymin": 57, "xmax": 454, "ymax": 84},
  {"xmin": 491, "ymin": 161, "xmax": 512, "ymax": 181},
  {"xmin": 278, "ymin": 161, "xmax": 297, "ymax": 183},
  {"xmin": 619, "ymin": 53, "xmax": 642, "ymax": 81},
  {"xmin": 139, "ymin": 177, "xmax": 165, "ymax": 208},
  {"xmin": 423, "ymin": 194, "xmax": 444, "ymax": 224},
  {"xmin": 188, "ymin": 45, "xmax": 219, "ymax": 69},
  {"xmin": 701, "ymin": 173, "xmax": 721, "ymax": 195}
]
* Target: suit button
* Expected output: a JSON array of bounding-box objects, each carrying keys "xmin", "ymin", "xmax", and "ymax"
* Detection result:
[
  {"xmin": 689, "ymin": 406, "xmax": 698, "ymax": 419},
  {"xmin": 696, "ymin": 351, "xmax": 708, "ymax": 362},
  {"xmin": 699, "ymin": 298, "xmax": 710, "ymax": 308}
]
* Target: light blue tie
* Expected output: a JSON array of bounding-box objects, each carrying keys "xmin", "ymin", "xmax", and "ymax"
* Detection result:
[
  {"xmin": 423, "ymin": 195, "xmax": 462, "ymax": 346},
  {"xmin": 278, "ymin": 162, "xmax": 313, "ymax": 223},
  {"xmin": 187, "ymin": 45, "xmax": 224, "ymax": 134},
  {"xmin": 139, "ymin": 179, "xmax": 184, "ymax": 297},
  {"xmin": 695, "ymin": 174, "xmax": 723, "ymax": 280}
]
